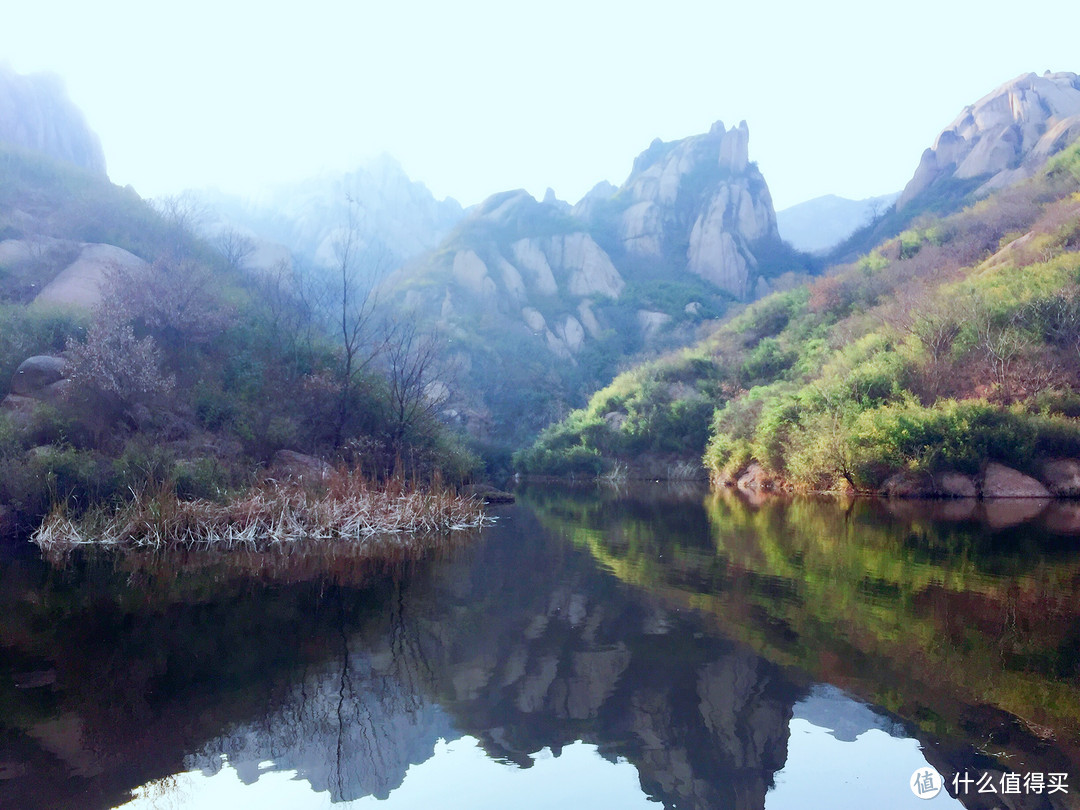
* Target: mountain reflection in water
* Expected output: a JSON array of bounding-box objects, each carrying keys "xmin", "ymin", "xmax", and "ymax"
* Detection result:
[{"xmin": 1, "ymin": 485, "xmax": 1078, "ymax": 809}]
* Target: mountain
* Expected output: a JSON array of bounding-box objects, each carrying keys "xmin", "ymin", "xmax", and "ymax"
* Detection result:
[
  {"xmin": 194, "ymin": 154, "xmax": 464, "ymax": 271},
  {"xmin": 897, "ymin": 71, "xmax": 1080, "ymax": 212},
  {"xmin": 385, "ymin": 120, "xmax": 805, "ymax": 453},
  {"xmin": 776, "ymin": 192, "xmax": 898, "ymax": 254},
  {"xmin": 0, "ymin": 65, "xmax": 106, "ymax": 176},
  {"xmin": 518, "ymin": 77, "xmax": 1080, "ymax": 486}
]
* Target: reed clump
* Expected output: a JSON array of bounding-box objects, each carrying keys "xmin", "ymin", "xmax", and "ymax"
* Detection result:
[{"xmin": 32, "ymin": 470, "xmax": 492, "ymax": 553}]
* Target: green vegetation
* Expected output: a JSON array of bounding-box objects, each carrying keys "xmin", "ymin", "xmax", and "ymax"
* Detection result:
[
  {"xmin": 519, "ymin": 143, "xmax": 1080, "ymax": 486},
  {"xmin": 0, "ymin": 148, "xmax": 480, "ymax": 538}
]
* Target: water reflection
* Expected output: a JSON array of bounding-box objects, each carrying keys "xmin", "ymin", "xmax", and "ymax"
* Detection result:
[{"xmin": 1, "ymin": 487, "xmax": 1078, "ymax": 809}]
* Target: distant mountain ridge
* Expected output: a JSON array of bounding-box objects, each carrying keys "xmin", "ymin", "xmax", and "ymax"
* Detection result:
[
  {"xmin": 776, "ymin": 193, "xmax": 899, "ymax": 254},
  {"xmin": 195, "ymin": 154, "xmax": 465, "ymax": 271},
  {"xmin": 0, "ymin": 65, "xmax": 106, "ymax": 176}
]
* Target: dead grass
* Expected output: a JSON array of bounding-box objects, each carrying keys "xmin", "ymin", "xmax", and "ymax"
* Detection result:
[{"xmin": 31, "ymin": 471, "xmax": 492, "ymax": 553}]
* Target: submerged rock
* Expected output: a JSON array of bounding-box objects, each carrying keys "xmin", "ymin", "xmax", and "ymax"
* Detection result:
[{"xmin": 464, "ymin": 484, "xmax": 515, "ymax": 504}]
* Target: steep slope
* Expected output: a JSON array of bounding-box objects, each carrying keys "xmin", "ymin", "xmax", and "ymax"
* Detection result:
[
  {"xmin": 0, "ymin": 65, "xmax": 106, "ymax": 176},
  {"xmin": 837, "ymin": 71, "xmax": 1080, "ymax": 260},
  {"xmin": 387, "ymin": 121, "xmax": 805, "ymax": 454},
  {"xmin": 518, "ymin": 136, "xmax": 1080, "ymax": 485},
  {"xmin": 898, "ymin": 71, "xmax": 1080, "ymax": 210}
]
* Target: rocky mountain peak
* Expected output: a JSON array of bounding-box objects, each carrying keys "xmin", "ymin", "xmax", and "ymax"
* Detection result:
[
  {"xmin": 898, "ymin": 71, "xmax": 1080, "ymax": 209},
  {"xmin": 612, "ymin": 119, "xmax": 779, "ymax": 298},
  {"xmin": 0, "ymin": 65, "xmax": 106, "ymax": 175}
]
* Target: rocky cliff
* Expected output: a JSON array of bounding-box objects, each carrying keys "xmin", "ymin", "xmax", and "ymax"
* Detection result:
[
  {"xmin": 0, "ymin": 65, "xmax": 106, "ymax": 175},
  {"xmin": 579, "ymin": 119, "xmax": 781, "ymax": 299},
  {"xmin": 898, "ymin": 71, "xmax": 1080, "ymax": 210},
  {"xmin": 387, "ymin": 121, "xmax": 794, "ymax": 447}
]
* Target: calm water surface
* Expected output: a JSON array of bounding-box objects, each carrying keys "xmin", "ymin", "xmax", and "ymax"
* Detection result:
[{"xmin": 2, "ymin": 485, "xmax": 1079, "ymax": 809}]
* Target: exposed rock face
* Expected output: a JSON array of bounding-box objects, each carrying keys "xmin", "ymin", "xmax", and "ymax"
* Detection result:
[
  {"xmin": 611, "ymin": 120, "xmax": 780, "ymax": 298},
  {"xmin": 0, "ymin": 66, "xmax": 106, "ymax": 175},
  {"xmin": 981, "ymin": 462, "xmax": 1051, "ymax": 499},
  {"xmin": 898, "ymin": 71, "xmax": 1080, "ymax": 210},
  {"xmin": 385, "ymin": 122, "xmax": 785, "ymax": 444},
  {"xmin": 33, "ymin": 244, "xmax": 147, "ymax": 309}
]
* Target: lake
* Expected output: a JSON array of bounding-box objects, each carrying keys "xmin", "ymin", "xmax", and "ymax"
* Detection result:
[{"xmin": 2, "ymin": 485, "xmax": 1079, "ymax": 809}]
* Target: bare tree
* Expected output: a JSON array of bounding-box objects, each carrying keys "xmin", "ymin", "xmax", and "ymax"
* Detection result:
[
  {"xmin": 380, "ymin": 319, "xmax": 450, "ymax": 461},
  {"xmin": 152, "ymin": 192, "xmax": 208, "ymax": 256},
  {"xmin": 331, "ymin": 198, "xmax": 390, "ymax": 449},
  {"xmin": 216, "ymin": 227, "xmax": 256, "ymax": 271}
]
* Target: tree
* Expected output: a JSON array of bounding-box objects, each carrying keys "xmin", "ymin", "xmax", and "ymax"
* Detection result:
[
  {"xmin": 330, "ymin": 198, "xmax": 390, "ymax": 449},
  {"xmin": 215, "ymin": 227, "xmax": 256, "ymax": 271},
  {"xmin": 380, "ymin": 319, "xmax": 450, "ymax": 462}
]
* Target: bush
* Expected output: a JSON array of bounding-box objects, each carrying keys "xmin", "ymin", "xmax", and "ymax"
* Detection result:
[{"xmin": 847, "ymin": 399, "xmax": 1080, "ymax": 486}]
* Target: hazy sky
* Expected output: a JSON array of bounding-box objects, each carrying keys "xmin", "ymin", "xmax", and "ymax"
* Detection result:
[{"xmin": 2, "ymin": 0, "xmax": 1077, "ymax": 210}]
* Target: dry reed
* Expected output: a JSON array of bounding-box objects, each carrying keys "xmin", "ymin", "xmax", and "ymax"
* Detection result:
[{"xmin": 32, "ymin": 471, "xmax": 493, "ymax": 553}]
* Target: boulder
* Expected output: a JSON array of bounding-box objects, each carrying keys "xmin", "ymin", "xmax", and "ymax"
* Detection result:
[
  {"xmin": 1040, "ymin": 459, "xmax": 1080, "ymax": 497},
  {"xmin": 981, "ymin": 463, "xmax": 1051, "ymax": 498},
  {"xmin": 270, "ymin": 450, "xmax": 332, "ymax": 482},
  {"xmin": 880, "ymin": 471, "xmax": 936, "ymax": 498},
  {"xmin": 0, "ymin": 393, "xmax": 39, "ymax": 425},
  {"xmin": 10, "ymin": 355, "xmax": 68, "ymax": 396},
  {"xmin": 34, "ymin": 244, "xmax": 148, "ymax": 309},
  {"xmin": 737, "ymin": 462, "xmax": 774, "ymax": 491},
  {"xmin": 936, "ymin": 471, "xmax": 977, "ymax": 498}
]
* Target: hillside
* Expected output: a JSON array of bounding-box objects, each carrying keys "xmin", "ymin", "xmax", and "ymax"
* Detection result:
[
  {"xmin": 517, "ymin": 134, "xmax": 1080, "ymax": 487},
  {"xmin": 0, "ymin": 144, "xmax": 478, "ymax": 537},
  {"xmin": 385, "ymin": 121, "xmax": 812, "ymax": 456}
]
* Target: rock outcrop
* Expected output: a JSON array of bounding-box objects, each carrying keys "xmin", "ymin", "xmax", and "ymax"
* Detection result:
[
  {"xmin": 596, "ymin": 120, "xmax": 781, "ymax": 299},
  {"xmin": 898, "ymin": 71, "xmax": 1080, "ymax": 210},
  {"xmin": 0, "ymin": 65, "xmax": 106, "ymax": 175},
  {"xmin": 384, "ymin": 121, "xmax": 787, "ymax": 445},
  {"xmin": 33, "ymin": 243, "xmax": 148, "ymax": 309},
  {"xmin": 1, "ymin": 355, "xmax": 71, "ymax": 424}
]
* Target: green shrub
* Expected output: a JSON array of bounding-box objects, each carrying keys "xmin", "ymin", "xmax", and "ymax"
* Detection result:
[
  {"xmin": 847, "ymin": 400, "xmax": 1080, "ymax": 486},
  {"xmin": 175, "ymin": 458, "xmax": 231, "ymax": 502}
]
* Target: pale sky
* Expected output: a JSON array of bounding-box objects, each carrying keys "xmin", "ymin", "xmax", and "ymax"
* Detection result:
[{"xmin": 2, "ymin": 0, "xmax": 1077, "ymax": 210}]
